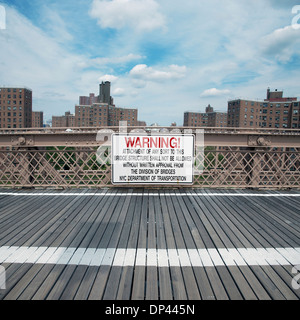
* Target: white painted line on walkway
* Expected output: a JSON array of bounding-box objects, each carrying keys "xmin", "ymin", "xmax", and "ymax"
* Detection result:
[
  {"xmin": 208, "ymin": 248, "xmax": 225, "ymax": 266},
  {"xmin": 113, "ymin": 248, "xmax": 126, "ymax": 267},
  {"xmin": 124, "ymin": 249, "xmax": 136, "ymax": 267},
  {"xmin": 0, "ymin": 246, "xmax": 299, "ymax": 268},
  {"xmin": 0, "ymin": 192, "xmax": 300, "ymax": 197},
  {"xmin": 102, "ymin": 248, "xmax": 116, "ymax": 266},
  {"xmin": 147, "ymin": 249, "xmax": 157, "ymax": 267},
  {"xmin": 135, "ymin": 248, "xmax": 146, "ymax": 266},
  {"xmin": 90, "ymin": 248, "xmax": 105, "ymax": 267},
  {"xmin": 168, "ymin": 249, "xmax": 180, "ymax": 267}
]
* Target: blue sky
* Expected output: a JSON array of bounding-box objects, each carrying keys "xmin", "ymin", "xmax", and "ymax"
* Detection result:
[{"xmin": 0, "ymin": 0, "xmax": 300, "ymax": 125}]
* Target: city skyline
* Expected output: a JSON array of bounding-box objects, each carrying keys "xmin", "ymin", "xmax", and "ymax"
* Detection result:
[{"xmin": 0, "ymin": 1, "xmax": 300, "ymax": 126}]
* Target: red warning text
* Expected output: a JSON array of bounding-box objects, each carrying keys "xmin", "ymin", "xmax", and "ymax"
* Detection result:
[{"xmin": 125, "ymin": 136, "xmax": 180, "ymax": 149}]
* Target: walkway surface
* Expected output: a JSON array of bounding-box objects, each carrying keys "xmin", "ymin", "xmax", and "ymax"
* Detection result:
[{"xmin": 0, "ymin": 188, "xmax": 299, "ymax": 300}]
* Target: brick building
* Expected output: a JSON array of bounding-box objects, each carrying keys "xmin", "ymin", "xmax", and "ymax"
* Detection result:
[
  {"xmin": 290, "ymin": 101, "xmax": 300, "ymax": 129},
  {"xmin": 79, "ymin": 93, "xmax": 97, "ymax": 106},
  {"xmin": 75, "ymin": 82, "xmax": 138, "ymax": 127},
  {"xmin": 227, "ymin": 88, "xmax": 298, "ymax": 129},
  {"xmin": 0, "ymin": 87, "xmax": 32, "ymax": 129},
  {"xmin": 184, "ymin": 105, "xmax": 227, "ymax": 127},
  {"xmin": 75, "ymin": 104, "xmax": 138, "ymax": 127},
  {"xmin": 53, "ymin": 82, "xmax": 142, "ymax": 128},
  {"xmin": 52, "ymin": 111, "xmax": 75, "ymax": 128},
  {"xmin": 32, "ymin": 111, "xmax": 44, "ymax": 128}
]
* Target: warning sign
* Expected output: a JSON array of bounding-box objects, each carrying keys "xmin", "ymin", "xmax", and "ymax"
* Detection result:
[{"xmin": 112, "ymin": 134, "xmax": 194, "ymax": 184}]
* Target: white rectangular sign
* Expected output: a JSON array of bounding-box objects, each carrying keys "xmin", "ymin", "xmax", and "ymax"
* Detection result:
[{"xmin": 112, "ymin": 134, "xmax": 194, "ymax": 184}]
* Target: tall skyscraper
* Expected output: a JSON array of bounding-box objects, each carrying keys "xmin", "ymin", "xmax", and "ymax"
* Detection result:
[{"xmin": 99, "ymin": 81, "xmax": 113, "ymax": 105}]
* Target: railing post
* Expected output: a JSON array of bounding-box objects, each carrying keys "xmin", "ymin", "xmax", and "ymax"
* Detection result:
[
  {"xmin": 16, "ymin": 147, "xmax": 35, "ymax": 187},
  {"xmin": 250, "ymin": 147, "xmax": 263, "ymax": 188}
]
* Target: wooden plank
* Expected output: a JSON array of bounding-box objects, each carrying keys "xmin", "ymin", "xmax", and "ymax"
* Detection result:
[
  {"xmin": 30, "ymin": 192, "xmax": 100, "ymax": 299},
  {"xmin": 187, "ymin": 249, "xmax": 215, "ymax": 300},
  {"xmin": 233, "ymin": 194, "xmax": 293, "ymax": 247},
  {"xmin": 163, "ymin": 191, "xmax": 188, "ymax": 300},
  {"xmin": 0, "ymin": 194, "xmax": 42, "ymax": 228},
  {"xmin": 24, "ymin": 191, "xmax": 91, "ymax": 247},
  {"xmin": 117, "ymin": 191, "xmax": 142, "ymax": 300},
  {"xmin": 220, "ymin": 191, "xmax": 298, "ymax": 299},
  {"xmin": 24, "ymin": 264, "xmax": 65, "ymax": 300},
  {"xmin": 191, "ymin": 192, "xmax": 250, "ymax": 300},
  {"xmin": 14, "ymin": 191, "xmax": 102, "ymax": 300},
  {"xmin": 243, "ymin": 195, "xmax": 300, "ymax": 245},
  {"xmin": 145, "ymin": 192, "xmax": 158, "ymax": 300},
  {"xmin": 170, "ymin": 191, "xmax": 202, "ymax": 299},
  {"xmin": 44, "ymin": 192, "xmax": 101, "ymax": 248},
  {"xmin": 200, "ymin": 190, "xmax": 252, "ymax": 248},
  {"xmin": 0, "ymin": 193, "xmax": 70, "ymax": 246},
  {"xmin": 1, "ymin": 246, "xmax": 49, "ymax": 300},
  {"xmin": 131, "ymin": 190, "xmax": 148, "ymax": 300},
  {"xmin": 253, "ymin": 193, "xmax": 300, "ymax": 226},
  {"xmin": 178, "ymin": 191, "xmax": 230, "ymax": 300},
  {"xmin": 154, "ymin": 194, "xmax": 173, "ymax": 300},
  {"xmin": 101, "ymin": 192, "xmax": 136, "ymax": 300},
  {"xmin": 89, "ymin": 190, "xmax": 132, "ymax": 300},
  {"xmin": 2, "ymin": 263, "xmax": 38, "ymax": 300},
  {"xmin": 196, "ymin": 191, "xmax": 264, "ymax": 300},
  {"xmin": 73, "ymin": 266, "xmax": 99, "ymax": 300},
  {"xmin": 1, "ymin": 188, "xmax": 299, "ymax": 301}
]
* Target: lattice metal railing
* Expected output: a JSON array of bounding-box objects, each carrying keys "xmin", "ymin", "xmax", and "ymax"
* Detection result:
[{"xmin": 0, "ymin": 145, "xmax": 299, "ymax": 189}]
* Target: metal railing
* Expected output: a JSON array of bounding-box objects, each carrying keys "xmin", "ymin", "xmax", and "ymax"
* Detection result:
[{"xmin": 0, "ymin": 127, "xmax": 299, "ymax": 189}]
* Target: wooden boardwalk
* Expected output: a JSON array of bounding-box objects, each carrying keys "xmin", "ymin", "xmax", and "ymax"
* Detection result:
[{"xmin": 0, "ymin": 188, "xmax": 299, "ymax": 300}]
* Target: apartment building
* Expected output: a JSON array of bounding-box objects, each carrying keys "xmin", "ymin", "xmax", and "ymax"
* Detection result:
[
  {"xmin": 290, "ymin": 101, "xmax": 300, "ymax": 129},
  {"xmin": 227, "ymin": 88, "xmax": 298, "ymax": 129},
  {"xmin": 74, "ymin": 104, "xmax": 138, "ymax": 127},
  {"xmin": 79, "ymin": 93, "xmax": 97, "ymax": 106},
  {"xmin": 0, "ymin": 87, "xmax": 32, "ymax": 128},
  {"xmin": 184, "ymin": 105, "xmax": 227, "ymax": 127},
  {"xmin": 32, "ymin": 111, "xmax": 44, "ymax": 128},
  {"xmin": 109, "ymin": 106, "xmax": 138, "ymax": 127},
  {"xmin": 53, "ymin": 82, "xmax": 141, "ymax": 128},
  {"xmin": 52, "ymin": 111, "xmax": 75, "ymax": 128},
  {"xmin": 75, "ymin": 103, "xmax": 109, "ymax": 127}
]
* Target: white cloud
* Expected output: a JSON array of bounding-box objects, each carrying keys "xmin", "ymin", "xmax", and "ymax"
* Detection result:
[
  {"xmin": 0, "ymin": 6, "xmax": 119, "ymax": 119},
  {"xmin": 261, "ymin": 25, "xmax": 300, "ymax": 62},
  {"xmin": 98, "ymin": 74, "xmax": 119, "ymax": 83},
  {"xmin": 90, "ymin": 0, "xmax": 166, "ymax": 31},
  {"xmin": 112, "ymin": 87, "xmax": 125, "ymax": 96},
  {"xmin": 129, "ymin": 64, "xmax": 186, "ymax": 82},
  {"xmin": 91, "ymin": 53, "xmax": 145, "ymax": 67},
  {"xmin": 200, "ymin": 88, "xmax": 231, "ymax": 97},
  {"xmin": 39, "ymin": 6, "xmax": 73, "ymax": 43},
  {"xmin": 0, "ymin": 7, "xmax": 80, "ymax": 92}
]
